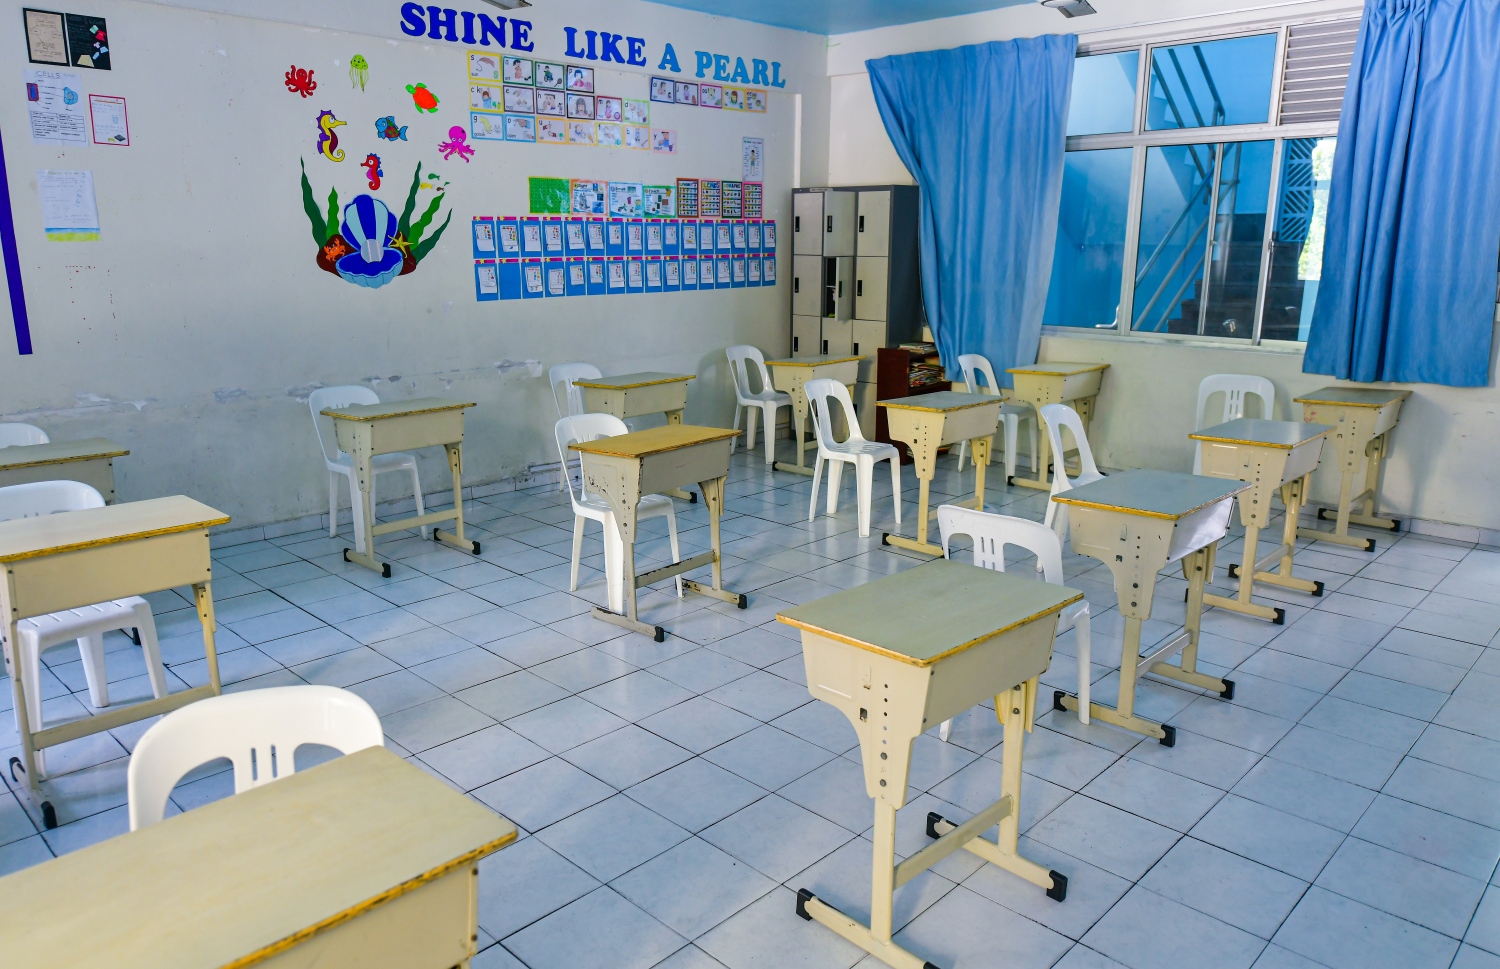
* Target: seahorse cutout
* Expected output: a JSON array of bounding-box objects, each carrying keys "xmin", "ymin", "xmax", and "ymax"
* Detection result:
[{"xmin": 316, "ymin": 109, "xmax": 346, "ymax": 162}]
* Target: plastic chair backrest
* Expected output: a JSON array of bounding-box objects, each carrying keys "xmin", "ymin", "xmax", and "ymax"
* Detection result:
[
  {"xmin": 555, "ymin": 412, "xmax": 629, "ymax": 506},
  {"xmin": 956, "ymin": 354, "xmax": 1002, "ymax": 397},
  {"xmin": 1040, "ymin": 403, "xmax": 1105, "ymax": 499},
  {"xmin": 0, "ymin": 423, "xmax": 49, "ymax": 448},
  {"xmin": 550, "ymin": 363, "xmax": 602, "ymax": 418},
  {"xmin": 726, "ymin": 345, "xmax": 773, "ymax": 400},
  {"xmin": 1194, "ymin": 374, "xmax": 1276, "ymax": 474},
  {"xmin": 308, "ymin": 385, "xmax": 380, "ymax": 463},
  {"xmin": 805, "ymin": 378, "xmax": 866, "ymax": 449},
  {"xmin": 938, "ymin": 505, "xmax": 1065, "ymax": 585},
  {"xmin": 0, "ymin": 480, "xmax": 105, "ymax": 522},
  {"xmin": 127, "ymin": 685, "xmax": 383, "ymax": 830}
]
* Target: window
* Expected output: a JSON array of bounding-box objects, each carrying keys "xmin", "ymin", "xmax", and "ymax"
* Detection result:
[{"xmin": 1049, "ymin": 19, "xmax": 1355, "ymax": 345}]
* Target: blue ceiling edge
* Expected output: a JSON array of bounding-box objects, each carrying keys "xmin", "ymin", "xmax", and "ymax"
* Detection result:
[{"xmin": 638, "ymin": 0, "xmax": 1032, "ymax": 37}]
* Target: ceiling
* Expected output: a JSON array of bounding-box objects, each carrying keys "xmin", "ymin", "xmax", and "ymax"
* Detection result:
[{"xmin": 640, "ymin": 0, "xmax": 1034, "ymax": 36}]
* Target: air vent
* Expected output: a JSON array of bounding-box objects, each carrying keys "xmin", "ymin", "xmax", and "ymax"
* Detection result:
[{"xmin": 1279, "ymin": 20, "xmax": 1359, "ymax": 125}]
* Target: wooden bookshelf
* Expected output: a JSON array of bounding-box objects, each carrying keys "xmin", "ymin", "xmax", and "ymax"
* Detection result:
[{"xmin": 875, "ymin": 346, "xmax": 952, "ymax": 463}]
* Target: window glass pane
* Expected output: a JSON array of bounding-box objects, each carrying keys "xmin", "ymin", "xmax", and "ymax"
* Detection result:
[
  {"xmin": 1199, "ymin": 140, "xmax": 1274, "ymax": 340},
  {"xmin": 1044, "ymin": 148, "xmax": 1133, "ymax": 329},
  {"xmin": 1146, "ymin": 34, "xmax": 1277, "ymax": 130},
  {"xmin": 1264, "ymin": 137, "xmax": 1335, "ymax": 342},
  {"xmin": 1067, "ymin": 51, "xmax": 1139, "ymax": 136}
]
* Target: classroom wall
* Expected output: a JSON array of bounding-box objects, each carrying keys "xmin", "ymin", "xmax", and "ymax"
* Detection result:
[
  {"xmin": 821, "ymin": 0, "xmax": 1500, "ymax": 535},
  {"xmin": 0, "ymin": 0, "xmax": 829, "ymax": 527}
]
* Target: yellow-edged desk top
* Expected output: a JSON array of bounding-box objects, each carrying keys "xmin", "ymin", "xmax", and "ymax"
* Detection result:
[
  {"xmin": 764, "ymin": 355, "xmax": 864, "ymax": 367},
  {"xmin": 877, "ymin": 391, "xmax": 1001, "ymax": 413},
  {"xmin": 1190, "ymin": 418, "xmax": 1333, "ymax": 449},
  {"xmin": 0, "ymin": 438, "xmax": 128, "ymax": 471},
  {"xmin": 0, "ymin": 495, "xmax": 229, "ymax": 563},
  {"xmin": 777, "ymin": 559, "xmax": 1081, "ymax": 667},
  {"xmin": 570, "ymin": 424, "xmax": 739, "ymax": 459},
  {"xmin": 1293, "ymin": 387, "xmax": 1411, "ymax": 408},
  {"xmin": 0, "ymin": 747, "xmax": 516, "ymax": 969},
  {"xmin": 320, "ymin": 397, "xmax": 476, "ymax": 422},
  {"xmin": 1051, "ymin": 469, "xmax": 1248, "ymax": 521},
  {"xmin": 1006, "ymin": 362, "xmax": 1110, "ymax": 377},
  {"xmin": 573, "ymin": 372, "xmax": 695, "ymax": 390}
]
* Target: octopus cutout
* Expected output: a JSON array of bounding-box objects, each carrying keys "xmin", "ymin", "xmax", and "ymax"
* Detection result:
[
  {"xmin": 350, "ymin": 54, "xmax": 369, "ymax": 91},
  {"xmin": 438, "ymin": 126, "xmax": 474, "ymax": 163},
  {"xmin": 407, "ymin": 83, "xmax": 440, "ymax": 113},
  {"xmin": 316, "ymin": 109, "xmax": 346, "ymax": 162},
  {"xmin": 284, "ymin": 65, "xmax": 317, "ymax": 98}
]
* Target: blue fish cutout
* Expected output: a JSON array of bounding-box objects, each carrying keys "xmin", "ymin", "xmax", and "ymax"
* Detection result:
[{"xmin": 374, "ymin": 116, "xmax": 408, "ymax": 142}]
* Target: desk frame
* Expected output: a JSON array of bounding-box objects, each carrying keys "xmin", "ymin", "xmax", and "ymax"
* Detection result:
[
  {"xmin": 879, "ymin": 395, "xmax": 1002, "ymax": 557},
  {"xmin": 1295, "ymin": 389, "xmax": 1409, "ymax": 552},
  {"xmin": 576, "ymin": 373, "xmax": 698, "ymax": 503},
  {"xmin": 766, "ymin": 357, "xmax": 862, "ymax": 476},
  {"xmin": 1006, "ymin": 364, "xmax": 1108, "ymax": 492},
  {"xmin": 324, "ymin": 400, "xmax": 479, "ymax": 577}
]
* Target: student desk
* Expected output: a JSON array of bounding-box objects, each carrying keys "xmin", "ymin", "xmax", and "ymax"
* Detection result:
[
  {"xmin": 0, "ymin": 437, "xmax": 129, "ymax": 502},
  {"xmin": 1294, "ymin": 386, "xmax": 1411, "ymax": 551},
  {"xmin": 779, "ymin": 560, "xmax": 1078, "ymax": 969},
  {"xmin": 322, "ymin": 398, "xmax": 479, "ymax": 577},
  {"xmin": 571, "ymin": 425, "xmax": 746, "ymax": 642},
  {"xmin": 764, "ymin": 355, "xmax": 863, "ymax": 476},
  {"xmin": 1051, "ymin": 470, "xmax": 1246, "ymax": 745},
  {"xmin": 877, "ymin": 392, "xmax": 1003, "ymax": 557},
  {"xmin": 0, "ymin": 496, "xmax": 229, "ymax": 829},
  {"xmin": 1005, "ymin": 363, "xmax": 1109, "ymax": 491},
  {"xmin": 573, "ymin": 372, "xmax": 698, "ymax": 502},
  {"xmin": 0, "ymin": 747, "xmax": 517, "ymax": 969},
  {"xmin": 1191, "ymin": 418, "xmax": 1333, "ymax": 623}
]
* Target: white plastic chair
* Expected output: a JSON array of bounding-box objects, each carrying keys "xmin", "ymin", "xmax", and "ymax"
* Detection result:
[
  {"xmin": 937, "ymin": 506, "xmax": 1092, "ymax": 731},
  {"xmin": 1040, "ymin": 403, "xmax": 1105, "ymax": 544},
  {"xmin": 0, "ymin": 423, "xmax": 49, "ymax": 447},
  {"xmin": 309, "ymin": 386, "xmax": 426, "ymax": 551},
  {"xmin": 805, "ymin": 378, "xmax": 901, "ymax": 539},
  {"xmin": 954, "ymin": 354, "xmax": 1039, "ymax": 484},
  {"xmin": 550, "ymin": 363, "xmax": 604, "ymax": 491},
  {"xmin": 556, "ymin": 414, "xmax": 682, "ymax": 610},
  {"xmin": 126, "ymin": 685, "xmax": 383, "ymax": 830},
  {"xmin": 0, "ymin": 481, "xmax": 168, "ymax": 778},
  {"xmin": 1193, "ymin": 374, "xmax": 1276, "ymax": 474},
  {"xmin": 727, "ymin": 346, "xmax": 792, "ymax": 466}
]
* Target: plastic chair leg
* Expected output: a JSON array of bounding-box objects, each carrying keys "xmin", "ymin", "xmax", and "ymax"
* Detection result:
[
  {"xmin": 1002, "ymin": 414, "xmax": 1019, "ymax": 484},
  {"xmin": 328, "ymin": 471, "xmax": 340, "ymax": 537},
  {"xmin": 666, "ymin": 506, "xmax": 684, "ymax": 598},
  {"xmin": 345, "ymin": 472, "xmax": 367, "ymax": 554},
  {"xmin": 745, "ymin": 406, "xmax": 759, "ymax": 454},
  {"xmin": 939, "ymin": 718, "xmax": 952, "ymax": 742},
  {"xmin": 888, "ymin": 457, "xmax": 902, "ymax": 525},
  {"xmin": 601, "ymin": 515, "xmax": 625, "ymax": 614},
  {"xmin": 856, "ymin": 458, "xmax": 874, "ymax": 538},
  {"xmin": 808, "ymin": 457, "xmax": 825, "ymax": 523},
  {"xmin": 569, "ymin": 515, "xmax": 585, "ymax": 591},
  {"xmin": 956, "ymin": 439, "xmax": 968, "ymax": 472},
  {"xmin": 1073, "ymin": 609, "xmax": 1091, "ymax": 725},
  {"xmin": 762, "ymin": 403, "xmax": 781, "ymax": 465},
  {"xmin": 133, "ymin": 605, "xmax": 170, "ymax": 700},
  {"xmin": 731, "ymin": 403, "xmax": 742, "ymax": 453},
  {"xmin": 79, "ymin": 633, "xmax": 110, "ymax": 709},
  {"xmin": 826, "ymin": 460, "xmax": 845, "ymax": 516},
  {"xmin": 410, "ymin": 466, "xmax": 430, "ymax": 540}
]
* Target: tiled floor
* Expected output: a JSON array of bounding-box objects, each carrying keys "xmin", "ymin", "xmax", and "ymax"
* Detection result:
[{"xmin": 5, "ymin": 447, "xmax": 1500, "ymax": 969}]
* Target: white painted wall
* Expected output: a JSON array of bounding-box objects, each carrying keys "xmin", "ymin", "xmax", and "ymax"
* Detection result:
[
  {"xmin": 0, "ymin": 0, "xmax": 828, "ymax": 527},
  {"xmin": 822, "ymin": 0, "xmax": 1500, "ymax": 534}
]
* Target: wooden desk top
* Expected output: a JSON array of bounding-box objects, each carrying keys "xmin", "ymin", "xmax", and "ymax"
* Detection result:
[
  {"xmin": 0, "ymin": 748, "xmax": 515, "ymax": 969},
  {"xmin": 878, "ymin": 391, "xmax": 1002, "ymax": 413},
  {"xmin": 1051, "ymin": 469, "xmax": 1247, "ymax": 521},
  {"xmin": 1006, "ymin": 362, "xmax": 1109, "ymax": 377},
  {"xmin": 321, "ymin": 397, "xmax": 475, "ymax": 422},
  {"xmin": 764, "ymin": 355, "xmax": 864, "ymax": 368},
  {"xmin": 1191, "ymin": 418, "xmax": 1332, "ymax": 449},
  {"xmin": 778, "ymin": 559, "xmax": 1081, "ymax": 667},
  {"xmin": 573, "ymin": 372, "xmax": 694, "ymax": 390},
  {"xmin": 1293, "ymin": 387, "xmax": 1411, "ymax": 408},
  {"xmin": 0, "ymin": 495, "xmax": 229, "ymax": 563},
  {"xmin": 0, "ymin": 438, "xmax": 128, "ymax": 471},
  {"xmin": 571, "ymin": 424, "xmax": 738, "ymax": 459}
]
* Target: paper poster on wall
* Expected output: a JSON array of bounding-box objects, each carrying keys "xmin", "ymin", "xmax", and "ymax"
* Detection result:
[
  {"xmin": 471, "ymin": 111, "xmax": 504, "ymax": 141},
  {"xmin": 37, "ymin": 169, "xmax": 98, "ymax": 241},
  {"xmin": 722, "ymin": 181, "xmax": 743, "ymax": 219},
  {"xmin": 742, "ymin": 138, "xmax": 764, "ymax": 181},
  {"xmin": 469, "ymin": 51, "xmax": 501, "ymax": 82},
  {"xmin": 651, "ymin": 129, "xmax": 676, "ymax": 154},
  {"xmin": 571, "ymin": 180, "xmax": 606, "ymax": 216},
  {"xmin": 596, "ymin": 122, "xmax": 622, "ymax": 148},
  {"xmin": 88, "ymin": 93, "xmax": 127, "ymax": 145},
  {"xmin": 528, "ymin": 177, "xmax": 570, "ymax": 214},
  {"xmin": 25, "ymin": 69, "xmax": 86, "ymax": 145},
  {"xmin": 743, "ymin": 182, "xmax": 763, "ymax": 218},
  {"xmin": 643, "ymin": 185, "xmax": 674, "ymax": 218},
  {"xmin": 64, "ymin": 13, "xmax": 108, "ymax": 69},
  {"xmin": 24, "ymin": 9, "xmax": 67, "ymax": 64},
  {"xmin": 700, "ymin": 179, "xmax": 722, "ymax": 217},
  {"xmin": 676, "ymin": 180, "xmax": 699, "ymax": 218},
  {"xmin": 622, "ymin": 124, "xmax": 649, "ymax": 151},
  {"xmin": 609, "ymin": 182, "xmax": 643, "ymax": 218}
]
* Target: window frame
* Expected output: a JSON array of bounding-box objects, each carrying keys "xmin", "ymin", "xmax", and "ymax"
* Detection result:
[{"xmin": 1050, "ymin": 19, "xmax": 1353, "ymax": 349}]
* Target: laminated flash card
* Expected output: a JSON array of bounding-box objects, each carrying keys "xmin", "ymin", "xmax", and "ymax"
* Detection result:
[
  {"xmin": 472, "ymin": 217, "xmax": 496, "ymax": 258},
  {"xmin": 587, "ymin": 258, "xmax": 608, "ymax": 295},
  {"xmin": 497, "ymin": 217, "xmax": 521, "ymax": 255},
  {"xmin": 475, "ymin": 261, "xmax": 499, "ymax": 301}
]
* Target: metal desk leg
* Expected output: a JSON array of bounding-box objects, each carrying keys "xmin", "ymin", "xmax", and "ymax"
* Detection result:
[
  {"xmin": 1212, "ymin": 475, "xmax": 1323, "ymax": 620},
  {"xmin": 341, "ymin": 448, "xmax": 390, "ymax": 577},
  {"xmin": 662, "ymin": 410, "xmax": 698, "ymax": 503},
  {"xmin": 1152, "ymin": 547, "xmax": 1233, "ymax": 697},
  {"xmin": 775, "ymin": 385, "xmax": 815, "ymax": 477},
  {"xmin": 433, "ymin": 443, "xmax": 481, "ymax": 554},
  {"xmin": 1256, "ymin": 478, "xmax": 1324, "ymax": 596},
  {"xmin": 681, "ymin": 476, "xmax": 746, "ymax": 608},
  {"xmin": 1012, "ymin": 402, "xmax": 1052, "ymax": 492}
]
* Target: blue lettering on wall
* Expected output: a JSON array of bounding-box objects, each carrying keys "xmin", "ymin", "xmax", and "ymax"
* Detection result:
[
  {"xmin": 477, "ymin": 13, "xmax": 506, "ymax": 46},
  {"xmin": 627, "ymin": 36, "xmax": 646, "ymax": 66},
  {"xmin": 510, "ymin": 18, "xmax": 533, "ymax": 51},
  {"xmin": 659, "ymin": 43, "xmax": 682, "ymax": 73},
  {"xmin": 771, "ymin": 61, "xmax": 786, "ymax": 88},
  {"xmin": 564, "ymin": 26, "xmax": 586, "ymax": 57},
  {"xmin": 752, "ymin": 58, "xmax": 769, "ymax": 85},
  {"xmin": 399, "ymin": 2, "xmax": 424, "ymax": 37},
  {"xmin": 712, "ymin": 53, "xmax": 731, "ymax": 81},
  {"xmin": 426, "ymin": 5, "xmax": 457, "ymax": 41},
  {"xmin": 694, "ymin": 50, "xmax": 714, "ymax": 78}
]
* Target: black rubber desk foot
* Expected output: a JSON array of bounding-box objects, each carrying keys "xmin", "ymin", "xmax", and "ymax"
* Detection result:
[
  {"xmin": 653, "ymin": 626, "xmax": 665, "ymax": 643},
  {"xmin": 472, "ymin": 541, "xmax": 482, "ymax": 555},
  {"xmin": 8, "ymin": 756, "xmax": 20, "ymax": 783},
  {"xmin": 1390, "ymin": 519, "xmax": 1402, "ymax": 532},
  {"xmin": 926, "ymin": 811, "xmax": 946, "ymax": 840},
  {"xmin": 795, "ymin": 888, "xmax": 815, "ymax": 920},
  {"xmin": 690, "ymin": 492, "xmax": 698, "ymax": 504},
  {"xmin": 736, "ymin": 594, "xmax": 748, "ymax": 609},
  {"xmin": 1047, "ymin": 870, "xmax": 1068, "ymax": 902},
  {"xmin": 1227, "ymin": 564, "xmax": 1239, "ymax": 579},
  {"xmin": 1052, "ymin": 690, "xmax": 1067, "ymax": 712},
  {"xmin": 41, "ymin": 801, "xmax": 56, "ymax": 829},
  {"xmin": 1273, "ymin": 607, "xmax": 1286, "ymax": 625},
  {"xmin": 1160, "ymin": 724, "xmax": 1177, "ymax": 747},
  {"xmin": 129, "ymin": 627, "xmax": 142, "ymax": 646},
  {"xmin": 381, "ymin": 562, "xmax": 392, "ymax": 578},
  {"xmin": 1366, "ymin": 539, "xmax": 1377, "ymax": 552},
  {"xmin": 881, "ymin": 533, "xmax": 891, "ymax": 546},
  {"xmin": 1312, "ymin": 580, "xmax": 1325, "ymax": 597},
  {"xmin": 1006, "ymin": 475, "xmax": 1015, "ymax": 486},
  {"xmin": 1220, "ymin": 679, "xmax": 1236, "ymax": 701}
]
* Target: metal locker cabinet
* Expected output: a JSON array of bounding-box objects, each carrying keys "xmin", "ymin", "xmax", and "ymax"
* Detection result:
[
  {"xmin": 855, "ymin": 256, "xmax": 889, "ymax": 321},
  {"xmin": 857, "ymin": 190, "xmax": 891, "ymax": 257},
  {"xmin": 852, "ymin": 320, "xmax": 887, "ymax": 381},
  {"xmin": 823, "ymin": 191, "xmax": 857, "ymax": 257},
  {"xmin": 793, "ymin": 192, "xmax": 824, "ymax": 256},
  {"xmin": 830, "ymin": 256, "xmax": 855, "ymax": 321},
  {"xmin": 822, "ymin": 318, "xmax": 853, "ymax": 357},
  {"xmin": 792, "ymin": 316, "xmax": 821, "ymax": 357},
  {"xmin": 792, "ymin": 256, "xmax": 822, "ymax": 317}
]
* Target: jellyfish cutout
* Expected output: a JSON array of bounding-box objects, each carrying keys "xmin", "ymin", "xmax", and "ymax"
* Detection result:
[
  {"xmin": 350, "ymin": 54, "xmax": 369, "ymax": 91},
  {"xmin": 335, "ymin": 195, "xmax": 404, "ymax": 289}
]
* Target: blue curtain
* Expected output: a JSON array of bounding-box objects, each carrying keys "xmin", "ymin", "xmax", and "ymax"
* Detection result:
[
  {"xmin": 868, "ymin": 36, "xmax": 1076, "ymax": 387},
  {"xmin": 1304, "ymin": 0, "xmax": 1500, "ymax": 386}
]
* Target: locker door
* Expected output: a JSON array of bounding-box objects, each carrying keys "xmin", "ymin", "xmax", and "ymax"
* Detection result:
[
  {"xmin": 852, "ymin": 319, "xmax": 887, "ymax": 382},
  {"xmin": 792, "ymin": 255, "xmax": 822, "ymax": 317},
  {"xmin": 793, "ymin": 192, "xmax": 823, "ymax": 255},
  {"xmin": 792, "ymin": 316, "xmax": 821, "ymax": 358},
  {"xmin": 822, "ymin": 318, "xmax": 853, "ymax": 357},
  {"xmin": 831, "ymin": 257, "xmax": 855, "ymax": 320},
  {"xmin": 857, "ymin": 190, "xmax": 891, "ymax": 256},
  {"xmin": 854, "ymin": 256, "xmax": 889, "ymax": 321},
  {"xmin": 823, "ymin": 191, "xmax": 857, "ymax": 257}
]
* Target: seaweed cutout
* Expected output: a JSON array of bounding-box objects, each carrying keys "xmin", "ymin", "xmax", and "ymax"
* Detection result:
[
  {"xmin": 397, "ymin": 162, "xmax": 423, "ymax": 240},
  {"xmin": 299, "ymin": 159, "xmax": 326, "ymax": 245},
  {"xmin": 408, "ymin": 192, "xmax": 444, "ymax": 247},
  {"xmin": 414, "ymin": 211, "xmax": 453, "ymax": 263},
  {"xmin": 323, "ymin": 186, "xmax": 340, "ymax": 242}
]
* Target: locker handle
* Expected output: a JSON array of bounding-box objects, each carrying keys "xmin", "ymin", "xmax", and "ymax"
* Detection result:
[
  {"xmin": 826, "ymin": 216, "xmax": 833, "ymax": 233},
  {"xmin": 794, "ymin": 216, "xmax": 800, "ymax": 232},
  {"xmin": 859, "ymin": 216, "xmax": 865, "ymax": 232},
  {"xmin": 793, "ymin": 278, "xmax": 800, "ymax": 294},
  {"xmin": 794, "ymin": 336, "xmax": 799, "ymax": 351},
  {"xmin": 837, "ymin": 281, "xmax": 843, "ymax": 298},
  {"xmin": 856, "ymin": 280, "xmax": 863, "ymax": 297},
  {"xmin": 822, "ymin": 340, "xmax": 828, "ymax": 354},
  {"xmin": 853, "ymin": 342, "xmax": 860, "ymax": 354}
]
